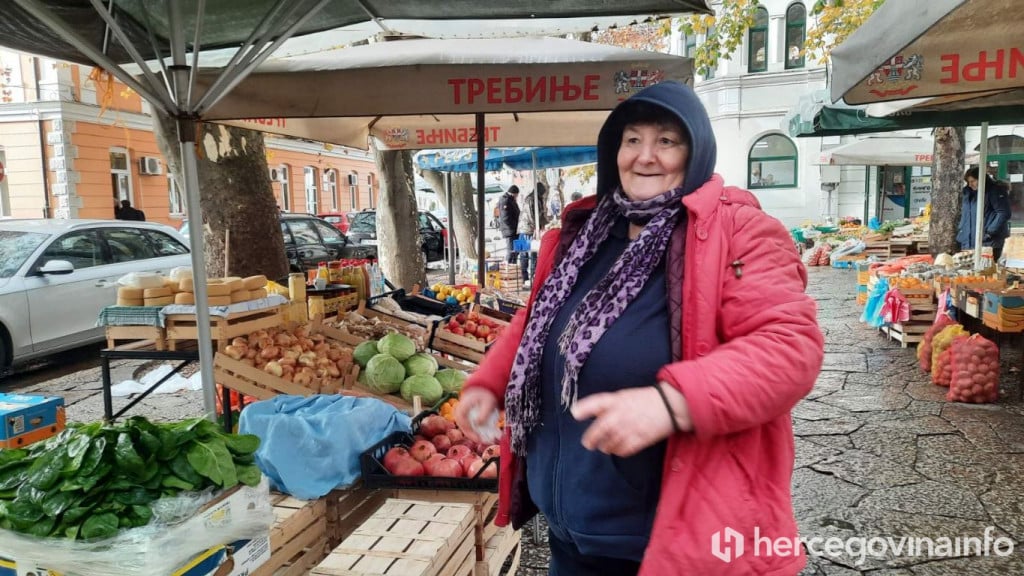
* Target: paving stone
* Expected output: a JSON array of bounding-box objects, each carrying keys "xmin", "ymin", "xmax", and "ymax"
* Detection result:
[
  {"xmin": 979, "ymin": 484, "xmax": 1024, "ymax": 542},
  {"xmin": 818, "ymin": 382, "xmax": 912, "ymax": 413},
  {"xmin": 914, "ymin": 434, "xmax": 1004, "ymax": 494},
  {"xmin": 900, "ymin": 553, "xmax": 1024, "ymax": 575},
  {"xmin": 803, "ymin": 435, "xmax": 856, "ymax": 451},
  {"xmin": 811, "ymin": 449, "xmax": 925, "ymax": 490},
  {"xmin": 856, "ymin": 481, "xmax": 988, "ymax": 521},
  {"xmin": 822, "ymin": 352, "xmax": 869, "ymax": 373},
  {"xmin": 808, "ymin": 372, "xmax": 847, "ymax": 400},
  {"xmin": 794, "ymin": 416, "xmax": 865, "ymax": 437},
  {"xmin": 903, "ymin": 380, "xmax": 951, "ymax": 402},
  {"xmin": 796, "ymin": 437, "xmax": 843, "ymax": 469},
  {"xmin": 794, "ymin": 400, "xmax": 858, "ymax": 421},
  {"xmin": 792, "ymin": 468, "xmax": 871, "ymax": 519}
]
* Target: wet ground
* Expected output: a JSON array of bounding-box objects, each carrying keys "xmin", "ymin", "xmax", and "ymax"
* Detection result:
[{"xmin": 6, "ymin": 267, "xmax": 1024, "ymax": 574}]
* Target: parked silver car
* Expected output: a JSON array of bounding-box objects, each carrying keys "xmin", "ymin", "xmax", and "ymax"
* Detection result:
[{"xmin": 0, "ymin": 219, "xmax": 192, "ymax": 371}]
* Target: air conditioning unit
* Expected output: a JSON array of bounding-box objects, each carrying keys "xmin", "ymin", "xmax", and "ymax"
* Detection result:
[
  {"xmin": 269, "ymin": 167, "xmax": 281, "ymax": 181},
  {"xmin": 139, "ymin": 156, "xmax": 162, "ymax": 176}
]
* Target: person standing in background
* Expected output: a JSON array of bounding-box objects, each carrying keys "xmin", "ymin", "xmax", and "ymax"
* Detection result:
[
  {"xmin": 957, "ymin": 167, "xmax": 1010, "ymax": 260},
  {"xmin": 498, "ymin": 185, "xmax": 521, "ymax": 264},
  {"xmin": 116, "ymin": 199, "xmax": 146, "ymax": 221}
]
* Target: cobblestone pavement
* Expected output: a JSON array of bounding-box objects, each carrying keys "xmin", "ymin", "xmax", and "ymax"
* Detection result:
[{"xmin": 7, "ymin": 267, "xmax": 1024, "ymax": 574}]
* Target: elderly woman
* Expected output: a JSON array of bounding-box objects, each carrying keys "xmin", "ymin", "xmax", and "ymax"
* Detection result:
[{"xmin": 456, "ymin": 82, "xmax": 823, "ymax": 576}]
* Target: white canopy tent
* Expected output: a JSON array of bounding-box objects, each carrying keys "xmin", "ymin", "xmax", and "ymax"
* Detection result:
[{"xmin": 814, "ymin": 136, "xmax": 935, "ymax": 167}]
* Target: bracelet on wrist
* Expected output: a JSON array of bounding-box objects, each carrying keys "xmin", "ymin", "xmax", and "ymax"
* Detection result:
[{"xmin": 653, "ymin": 382, "xmax": 681, "ymax": 434}]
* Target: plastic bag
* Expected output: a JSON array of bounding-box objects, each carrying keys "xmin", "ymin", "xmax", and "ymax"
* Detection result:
[
  {"xmin": 861, "ymin": 277, "xmax": 890, "ymax": 327},
  {"xmin": 168, "ymin": 266, "xmax": 193, "ymax": 282},
  {"xmin": 948, "ymin": 334, "xmax": 1000, "ymax": 403},
  {"xmin": 0, "ymin": 478, "xmax": 272, "ymax": 576},
  {"xmin": 117, "ymin": 271, "xmax": 164, "ymax": 289},
  {"xmin": 918, "ymin": 313, "xmax": 957, "ymax": 372},
  {"xmin": 931, "ymin": 324, "xmax": 968, "ymax": 384}
]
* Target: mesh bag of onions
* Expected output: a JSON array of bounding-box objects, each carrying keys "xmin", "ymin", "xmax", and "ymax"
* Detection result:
[
  {"xmin": 947, "ymin": 334, "xmax": 1001, "ymax": 403},
  {"xmin": 918, "ymin": 313, "xmax": 958, "ymax": 372}
]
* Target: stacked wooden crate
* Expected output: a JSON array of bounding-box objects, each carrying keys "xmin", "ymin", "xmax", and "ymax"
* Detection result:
[
  {"xmin": 254, "ymin": 493, "xmax": 331, "ymax": 576},
  {"xmin": 312, "ymin": 498, "xmax": 477, "ymax": 576},
  {"xmin": 884, "ymin": 288, "xmax": 936, "ymax": 347}
]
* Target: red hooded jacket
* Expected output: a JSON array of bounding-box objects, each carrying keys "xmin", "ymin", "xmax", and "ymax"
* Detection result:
[{"xmin": 464, "ymin": 175, "xmax": 823, "ymax": 575}]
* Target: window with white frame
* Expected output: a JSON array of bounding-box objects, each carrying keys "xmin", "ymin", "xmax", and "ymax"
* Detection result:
[
  {"xmin": 304, "ymin": 166, "xmax": 318, "ymax": 214},
  {"xmin": 367, "ymin": 174, "xmax": 376, "ymax": 208},
  {"xmin": 110, "ymin": 148, "xmax": 133, "ymax": 210},
  {"xmin": 348, "ymin": 172, "xmax": 359, "ymax": 210},
  {"xmin": 279, "ymin": 165, "xmax": 291, "ymax": 211},
  {"xmin": 168, "ymin": 177, "xmax": 184, "ymax": 215},
  {"xmin": 324, "ymin": 169, "xmax": 338, "ymax": 211}
]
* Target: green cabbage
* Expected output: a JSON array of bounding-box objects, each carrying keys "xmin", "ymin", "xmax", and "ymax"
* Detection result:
[
  {"xmin": 403, "ymin": 353, "xmax": 438, "ymax": 377},
  {"xmin": 400, "ymin": 374, "xmax": 444, "ymax": 405},
  {"xmin": 364, "ymin": 354, "xmax": 405, "ymax": 394},
  {"xmin": 377, "ymin": 332, "xmax": 416, "ymax": 362},
  {"xmin": 353, "ymin": 340, "xmax": 379, "ymax": 368},
  {"xmin": 435, "ymin": 369, "xmax": 468, "ymax": 394}
]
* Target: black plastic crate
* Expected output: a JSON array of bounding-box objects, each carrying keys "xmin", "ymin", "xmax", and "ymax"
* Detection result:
[{"xmin": 360, "ymin": 430, "xmax": 499, "ymax": 492}]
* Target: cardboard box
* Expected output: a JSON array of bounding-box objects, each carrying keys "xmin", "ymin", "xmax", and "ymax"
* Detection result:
[
  {"xmin": 0, "ymin": 480, "xmax": 271, "ymax": 576},
  {"xmin": 0, "ymin": 393, "xmax": 65, "ymax": 449}
]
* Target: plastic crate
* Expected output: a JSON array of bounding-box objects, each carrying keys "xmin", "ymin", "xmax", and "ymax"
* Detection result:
[
  {"xmin": 512, "ymin": 234, "xmax": 532, "ymax": 252},
  {"xmin": 496, "ymin": 297, "xmax": 526, "ymax": 315},
  {"xmin": 360, "ymin": 431, "xmax": 499, "ymax": 492}
]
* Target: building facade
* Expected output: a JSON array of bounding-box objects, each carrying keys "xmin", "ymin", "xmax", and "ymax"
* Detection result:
[
  {"xmin": 671, "ymin": 1, "xmax": 1024, "ymax": 229},
  {"xmin": 0, "ymin": 50, "xmax": 379, "ymax": 226}
]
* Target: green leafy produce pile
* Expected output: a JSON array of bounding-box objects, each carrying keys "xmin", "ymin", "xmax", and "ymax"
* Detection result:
[{"xmin": 0, "ymin": 416, "xmax": 261, "ymax": 541}]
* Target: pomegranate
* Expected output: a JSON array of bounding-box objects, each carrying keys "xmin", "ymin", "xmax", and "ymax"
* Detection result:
[
  {"xmin": 446, "ymin": 428, "xmax": 465, "ymax": 444},
  {"xmin": 447, "ymin": 444, "xmax": 474, "ymax": 463},
  {"xmin": 383, "ymin": 447, "xmax": 411, "ymax": 471},
  {"xmin": 481, "ymin": 445, "xmax": 500, "ymax": 461},
  {"xmin": 430, "ymin": 458, "xmax": 464, "ymax": 478},
  {"xmin": 409, "ymin": 440, "xmax": 438, "ymax": 462},
  {"xmin": 422, "ymin": 454, "xmax": 446, "ymax": 476},
  {"xmin": 419, "ymin": 415, "xmax": 450, "ymax": 439},
  {"xmin": 431, "ymin": 434, "xmax": 453, "ymax": 451},
  {"xmin": 388, "ymin": 457, "xmax": 425, "ymax": 477},
  {"xmin": 463, "ymin": 456, "xmax": 484, "ymax": 477}
]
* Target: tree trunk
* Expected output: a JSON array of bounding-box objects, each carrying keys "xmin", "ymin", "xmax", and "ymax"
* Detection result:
[
  {"xmin": 374, "ymin": 146, "xmax": 425, "ymax": 289},
  {"xmin": 929, "ymin": 126, "xmax": 966, "ymax": 256},
  {"xmin": 152, "ymin": 114, "xmax": 288, "ymax": 280},
  {"xmin": 420, "ymin": 170, "xmax": 478, "ymax": 260}
]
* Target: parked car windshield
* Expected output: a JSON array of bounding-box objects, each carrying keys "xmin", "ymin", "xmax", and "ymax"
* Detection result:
[
  {"xmin": 348, "ymin": 212, "xmax": 375, "ymax": 233},
  {"xmin": 0, "ymin": 231, "xmax": 49, "ymax": 278}
]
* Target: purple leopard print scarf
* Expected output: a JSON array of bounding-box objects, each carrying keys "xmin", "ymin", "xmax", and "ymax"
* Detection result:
[{"xmin": 504, "ymin": 185, "xmax": 686, "ymax": 455}]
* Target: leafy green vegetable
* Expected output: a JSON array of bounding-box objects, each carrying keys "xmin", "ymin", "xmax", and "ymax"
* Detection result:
[{"xmin": 0, "ymin": 416, "xmax": 263, "ymax": 541}]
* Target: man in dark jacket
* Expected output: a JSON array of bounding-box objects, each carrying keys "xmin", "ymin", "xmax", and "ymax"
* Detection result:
[
  {"xmin": 498, "ymin": 185, "xmax": 521, "ymax": 263},
  {"xmin": 957, "ymin": 167, "xmax": 1010, "ymax": 260},
  {"xmin": 116, "ymin": 199, "xmax": 146, "ymax": 221}
]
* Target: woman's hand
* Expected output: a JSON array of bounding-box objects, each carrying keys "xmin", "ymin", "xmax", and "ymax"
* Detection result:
[
  {"xmin": 454, "ymin": 387, "xmax": 500, "ymax": 444},
  {"xmin": 571, "ymin": 384, "xmax": 691, "ymax": 457}
]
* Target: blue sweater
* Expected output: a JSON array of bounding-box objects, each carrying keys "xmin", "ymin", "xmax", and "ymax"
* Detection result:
[{"xmin": 526, "ymin": 217, "xmax": 670, "ymax": 561}]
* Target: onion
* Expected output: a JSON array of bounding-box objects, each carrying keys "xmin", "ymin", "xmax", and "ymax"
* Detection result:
[
  {"xmin": 224, "ymin": 345, "xmax": 245, "ymax": 360},
  {"xmin": 275, "ymin": 333, "xmax": 292, "ymax": 347},
  {"xmin": 264, "ymin": 361, "xmax": 284, "ymax": 377},
  {"xmin": 245, "ymin": 348, "xmax": 258, "ymax": 359},
  {"xmin": 259, "ymin": 346, "xmax": 281, "ymax": 360},
  {"xmin": 231, "ymin": 337, "xmax": 248, "ymax": 348},
  {"xmin": 279, "ymin": 357, "xmax": 297, "ymax": 367},
  {"xmin": 294, "ymin": 325, "xmax": 310, "ymax": 339}
]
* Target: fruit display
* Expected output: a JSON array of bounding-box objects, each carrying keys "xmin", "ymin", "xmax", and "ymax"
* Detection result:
[
  {"xmin": 353, "ymin": 333, "xmax": 469, "ymax": 405},
  {"xmin": 221, "ymin": 324, "xmax": 354, "ymax": 388},
  {"xmin": 380, "ymin": 414, "xmax": 498, "ymax": 479},
  {"xmin": 891, "ymin": 277, "xmax": 931, "ymax": 292},
  {"xmin": 0, "ymin": 417, "xmax": 260, "ymax": 540},
  {"xmin": 439, "ymin": 309, "xmax": 506, "ymax": 344},
  {"xmin": 423, "ymin": 284, "xmax": 477, "ymax": 306},
  {"xmin": 948, "ymin": 334, "xmax": 1000, "ymax": 403},
  {"xmin": 331, "ymin": 310, "xmax": 429, "ymax": 349}
]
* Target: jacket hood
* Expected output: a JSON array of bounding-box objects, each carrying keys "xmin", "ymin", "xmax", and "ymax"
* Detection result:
[{"xmin": 596, "ymin": 81, "xmax": 716, "ymax": 199}]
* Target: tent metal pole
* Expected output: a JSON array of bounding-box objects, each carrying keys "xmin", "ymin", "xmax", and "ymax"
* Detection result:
[
  {"xmin": 532, "ymin": 152, "xmax": 540, "ymax": 240},
  {"xmin": 87, "ymin": 0, "xmax": 172, "ymax": 107},
  {"xmin": 476, "ymin": 113, "xmax": 486, "ymax": 287},
  {"xmin": 13, "ymin": 0, "xmax": 176, "ymax": 113},
  {"xmin": 446, "ymin": 172, "xmax": 456, "ymax": 285},
  {"xmin": 863, "ymin": 166, "xmax": 869, "ymax": 224},
  {"xmin": 195, "ymin": 0, "xmax": 330, "ymax": 115},
  {"xmin": 974, "ymin": 122, "xmax": 989, "ymax": 270}
]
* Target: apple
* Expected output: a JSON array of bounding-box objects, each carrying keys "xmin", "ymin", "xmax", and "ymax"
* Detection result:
[
  {"xmin": 476, "ymin": 325, "xmax": 492, "ymax": 339},
  {"xmin": 450, "ymin": 325, "xmax": 465, "ymax": 336},
  {"xmin": 464, "ymin": 320, "xmax": 478, "ymax": 336},
  {"xmin": 410, "ymin": 440, "xmax": 438, "ymax": 462},
  {"xmin": 431, "ymin": 434, "xmax": 453, "ymax": 451},
  {"xmin": 455, "ymin": 312, "xmax": 467, "ymax": 324}
]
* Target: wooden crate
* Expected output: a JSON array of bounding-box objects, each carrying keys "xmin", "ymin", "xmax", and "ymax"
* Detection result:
[
  {"xmin": 885, "ymin": 323, "xmax": 927, "ymax": 348},
  {"xmin": 105, "ymin": 325, "xmax": 166, "ymax": 350},
  {"xmin": 393, "ymin": 491, "xmax": 500, "ymax": 562},
  {"xmin": 330, "ymin": 488, "xmax": 392, "ymax": 547},
  {"xmin": 253, "ymin": 493, "xmax": 330, "ymax": 576},
  {"xmin": 165, "ymin": 305, "xmax": 285, "ymax": 351},
  {"xmin": 473, "ymin": 526, "xmax": 521, "ymax": 576},
  {"xmin": 312, "ymin": 499, "xmax": 475, "ymax": 576},
  {"xmin": 214, "ymin": 352, "xmax": 360, "ymax": 400}
]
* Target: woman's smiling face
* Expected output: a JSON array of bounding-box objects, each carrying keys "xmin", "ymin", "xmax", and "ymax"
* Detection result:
[{"xmin": 616, "ymin": 122, "xmax": 689, "ymax": 202}]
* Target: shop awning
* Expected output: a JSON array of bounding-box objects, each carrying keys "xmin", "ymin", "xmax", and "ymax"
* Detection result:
[{"xmin": 814, "ymin": 136, "xmax": 935, "ymax": 166}]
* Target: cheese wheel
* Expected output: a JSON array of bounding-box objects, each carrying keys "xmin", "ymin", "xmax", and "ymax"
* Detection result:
[
  {"xmin": 117, "ymin": 287, "xmax": 144, "ymax": 300},
  {"xmin": 224, "ymin": 279, "xmax": 245, "ymax": 293},
  {"xmin": 206, "ymin": 283, "xmax": 232, "ymax": 297},
  {"xmin": 143, "ymin": 287, "xmax": 173, "ymax": 299},
  {"xmin": 174, "ymin": 292, "xmax": 195, "ymax": 305},
  {"xmin": 178, "ymin": 278, "xmax": 195, "ymax": 293},
  {"xmin": 143, "ymin": 295, "xmax": 174, "ymax": 307},
  {"xmin": 208, "ymin": 295, "xmax": 233, "ymax": 306},
  {"xmin": 230, "ymin": 290, "xmax": 250, "ymax": 303},
  {"xmin": 242, "ymin": 275, "xmax": 268, "ymax": 290},
  {"xmin": 249, "ymin": 288, "xmax": 268, "ymax": 300},
  {"xmin": 116, "ymin": 297, "xmax": 144, "ymax": 307}
]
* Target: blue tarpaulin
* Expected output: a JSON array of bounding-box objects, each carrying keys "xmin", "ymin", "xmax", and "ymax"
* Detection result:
[{"xmin": 416, "ymin": 146, "xmax": 596, "ymax": 173}]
